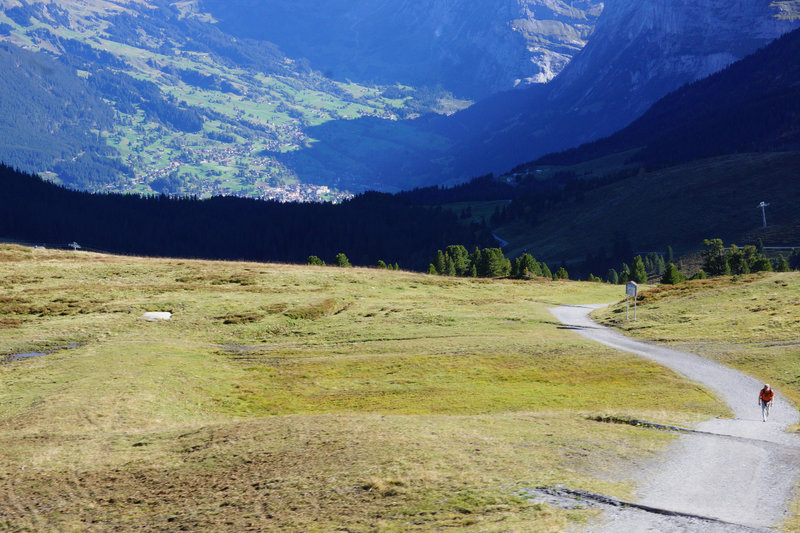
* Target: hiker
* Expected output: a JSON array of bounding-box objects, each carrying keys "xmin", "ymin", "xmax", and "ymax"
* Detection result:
[{"xmin": 758, "ymin": 384, "xmax": 774, "ymax": 422}]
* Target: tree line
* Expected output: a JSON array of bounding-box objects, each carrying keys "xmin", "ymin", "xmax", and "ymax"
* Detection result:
[
  {"xmin": 0, "ymin": 165, "xmax": 494, "ymax": 270},
  {"xmin": 426, "ymin": 245, "xmax": 568, "ymax": 280}
]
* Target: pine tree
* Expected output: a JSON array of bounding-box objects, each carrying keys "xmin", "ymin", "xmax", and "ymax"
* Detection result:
[
  {"xmin": 446, "ymin": 245, "xmax": 470, "ymax": 276},
  {"xmin": 479, "ymin": 248, "xmax": 511, "ymax": 278},
  {"xmin": 606, "ymin": 268, "xmax": 619, "ymax": 284},
  {"xmin": 656, "ymin": 255, "xmax": 666, "ymax": 276},
  {"xmin": 751, "ymin": 257, "xmax": 772, "ymax": 272},
  {"xmin": 444, "ymin": 256, "xmax": 456, "ymax": 276},
  {"xmin": 306, "ymin": 255, "xmax": 325, "ymax": 266},
  {"xmin": 553, "ymin": 267, "xmax": 569, "ymax": 280},
  {"xmin": 789, "ymin": 249, "xmax": 800, "ymax": 271},
  {"xmin": 376, "ymin": 260, "xmax": 387, "ymax": 269},
  {"xmin": 513, "ymin": 253, "xmax": 538, "ymax": 279},
  {"xmin": 333, "ymin": 253, "xmax": 351, "ymax": 267},
  {"xmin": 666, "ymin": 245, "xmax": 674, "ymax": 264},
  {"xmin": 469, "ymin": 247, "xmax": 482, "ymax": 275},
  {"xmin": 777, "ymin": 255, "xmax": 790, "ymax": 272},
  {"xmin": 661, "ymin": 263, "xmax": 686, "ymax": 285},
  {"xmin": 427, "ymin": 264, "xmax": 437, "ymax": 275},
  {"xmin": 702, "ymin": 239, "xmax": 728, "ymax": 276},
  {"xmin": 630, "ymin": 255, "xmax": 647, "ymax": 284},
  {"xmin": 433, "ymin": 249, "xmax": 446, "ymax": 274},
  {"xmin": 541, "ymin": 262, "xmax": 552, "ymax": 279}
]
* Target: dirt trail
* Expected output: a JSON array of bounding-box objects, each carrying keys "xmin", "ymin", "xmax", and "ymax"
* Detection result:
[{"xmin": 549, "ymin": 304, "xmax": 800, "ymax": 532}]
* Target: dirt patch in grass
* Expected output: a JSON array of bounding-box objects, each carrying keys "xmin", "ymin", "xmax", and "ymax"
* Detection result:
[
  {"xmin": 216, "ymin": 312, "xmax": 264, "ymax": 325},
  {"xmin": 0, "ymin": 317, "xmax": 24, "ymax": 328},
  {"xmin": 284, "ymin": 298, "xmax": 341, "ymax": 320}
]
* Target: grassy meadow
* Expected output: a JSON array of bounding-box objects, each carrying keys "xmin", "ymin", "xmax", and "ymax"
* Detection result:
[
  {"xmin": 0, "ymin": 245, "xmax": 730, "ymax": 531},
  {"xmin": 594, "ymin": 271, "xmax": 800, "ymax": 413},
  {"xmin": 594, "ymin": 271, "xmax": 800, "ymax": 531}
]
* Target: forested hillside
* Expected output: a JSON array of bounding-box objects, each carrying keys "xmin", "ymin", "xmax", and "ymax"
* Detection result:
[
  {"xmin": 0, "ymin": 165, "xmax": 493, "ymax": 270},
  {"xmin": 0, "ymin": 43, "xmax": 124, "ymax": 188}
]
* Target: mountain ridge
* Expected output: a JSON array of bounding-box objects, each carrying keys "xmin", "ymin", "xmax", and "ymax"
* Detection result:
[
  {"xmin": 279, "ymin": 0, "xmax": 799, "ymax": 191},
  {"xmin": 201, "ymin": 0, "xmax": 604, "ymax": 99}
]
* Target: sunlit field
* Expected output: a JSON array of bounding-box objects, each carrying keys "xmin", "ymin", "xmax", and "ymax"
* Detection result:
[{"xmin": 0, "ymin": 245, "xmax": 728, "ymax": 531}]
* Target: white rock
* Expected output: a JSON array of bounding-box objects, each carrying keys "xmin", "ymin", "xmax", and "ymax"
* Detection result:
[{"xmin": 141, "ymin": 312, "xmax": 172, "ymax": 322}]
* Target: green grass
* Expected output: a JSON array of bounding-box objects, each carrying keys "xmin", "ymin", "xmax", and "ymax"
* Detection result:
[
  {"xmin": 594, "ymin": 271, "xmax": 800, "ymax": 406},
  {"xmin": 0, "ymin": 245, "xmax": 731, "ymax": 530}
]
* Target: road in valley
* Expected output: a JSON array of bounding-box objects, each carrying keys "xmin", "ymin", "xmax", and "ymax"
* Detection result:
[{"xmin": 549, "ymin": 304, "xmax": 800, "ymax": 532}]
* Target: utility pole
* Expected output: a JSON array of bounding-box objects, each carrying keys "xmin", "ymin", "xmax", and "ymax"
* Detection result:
[{"xmin": 757, "ymin": 202, "xmax": 770, "ymax": 228}]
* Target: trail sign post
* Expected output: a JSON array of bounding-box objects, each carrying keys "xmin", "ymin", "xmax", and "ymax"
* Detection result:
[{"xmin": 626, "ymin": 281, "xmax": 638, "ymax": 320}]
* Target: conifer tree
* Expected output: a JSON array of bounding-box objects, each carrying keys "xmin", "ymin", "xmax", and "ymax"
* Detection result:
[
  {"xmin": 777, "ymin": 255, "xmax": 790, "ymax": 272},
  {"xmin": 789, "ymin": 249, "xmax": 800, "ymax": 271},
  {"xmin": 333, "ymin": 253, "xmax": 351, "ymax": 267},
  {"xmin": 444, "ymin": 256, "xmax": 456, "ymax": 276},
  {"xmin": 702, "ymin": 239, "xmax": 730, "ymax": 276},
  {"xmin": 554, "ymin": 267, "xmax": 569, "ymax": 280},
  {"xmin": 513, "ymin": 253, "xmax": 538, "ymax": 279},
  {"xmin": 433, "ymin": 249, "xmax": 446, "ymax": 274},
  {"xmin": 376, "ymin": 260, "xmax": 387, "ymax": 269},
  {"xmin": 606, "ymin": 268, "xmax": 619, "ymax": 284},
  {"xmin": 661, "ymin": 263, "xmax": 686, "ymax": 285},
  {"xmin": 630, "ymin": 255, "xmax": 647, "ymax": 284},
  {"xmin": 427, "ymin": 264, "xmax": 437, "ymax": 275},
  {"xmin": 656, "ymin": 254, "xmax": 666, "ymax": 276},
  {"xmin": 446, "ymin": 245, "xmax": 470, "ymax": 276},
  {"xmin": 307, "ymin": 255, "xmax": 325, "ymax": 266}
]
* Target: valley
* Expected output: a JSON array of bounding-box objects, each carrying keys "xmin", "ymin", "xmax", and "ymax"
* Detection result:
[{"xmin": 0, "ymin": 0, "xmax": 466, "ymax": 199}]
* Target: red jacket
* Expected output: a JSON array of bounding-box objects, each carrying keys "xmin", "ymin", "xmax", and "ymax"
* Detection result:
[{"xmin": 760, "ymin": 388, "xmax": 774, "ymax": 403}]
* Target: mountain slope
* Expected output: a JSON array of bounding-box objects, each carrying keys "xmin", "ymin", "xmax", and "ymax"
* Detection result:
[
  {"xmin": 0, "ymin": 42, "xmax": 124, "ymax": 187},
  {"xmin": 0, "ymin": 0, "xmax": 459, "ymax": 198},
  {"xmin": 279, "ymin": 0, "xmax": 799, "ymax": 190},
  {"xmin": 496, "ymin": 152, "xmax": 800, "ymax": 268},
  {"xmin": 201, "ymin": 0, "xmax": 603, "ymax": 99},
  {"xmin": 490, "ymin": 27, "xmax": 800, "ymax": 268},
  {"xmin": 535, "ymin": 26, "xmax": 800, "ymax": 167},
  {"xmin": 0, "ymin": 0, "xmax": 605, "ymax": 197}
]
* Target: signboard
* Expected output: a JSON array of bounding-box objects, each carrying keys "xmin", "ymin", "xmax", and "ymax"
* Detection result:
[
  {"xmin": 625, "ymin": 281, "xmax": 638, "ymax": 297},
  {"xmin": 625, "ymin": 281, "xmax": 638, "ymax": 320}
]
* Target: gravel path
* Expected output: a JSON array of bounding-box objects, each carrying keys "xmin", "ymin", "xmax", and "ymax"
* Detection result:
[{"xmin": 549, "ymin": 304, "xmax": 800, "ymax": 532}]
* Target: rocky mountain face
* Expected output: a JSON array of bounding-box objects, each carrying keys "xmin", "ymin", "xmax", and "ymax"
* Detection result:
[
  {"xmin": 283, "ymin": 0, "xmax": 800, "ymax": 190},
  {"xmin": 201, "ymin": 0, "xmax": 604, "ymax": 98},
  {"xmin": 546, "ymin": 0, "xmax": 800, "ymax": 136}
]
